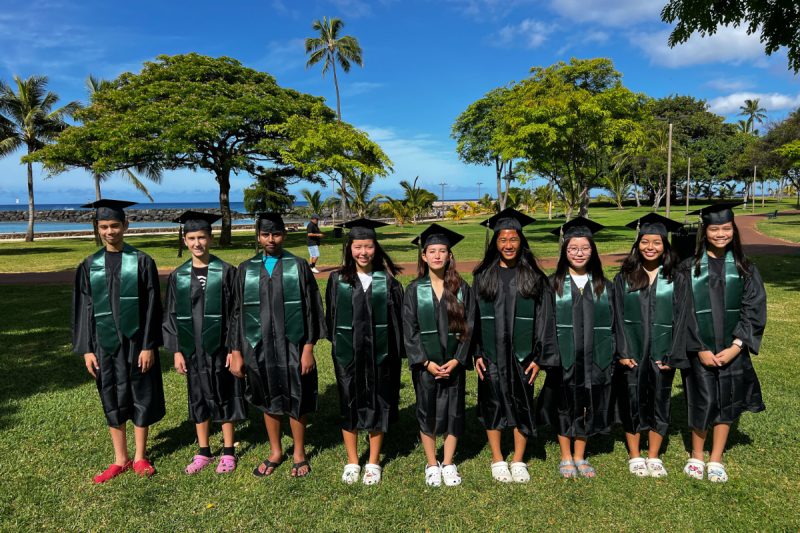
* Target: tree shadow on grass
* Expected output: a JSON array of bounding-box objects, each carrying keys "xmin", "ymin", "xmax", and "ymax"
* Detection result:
[{"xmin": 0, "ymin": 246, "xmax": 73, "ymax": 256}]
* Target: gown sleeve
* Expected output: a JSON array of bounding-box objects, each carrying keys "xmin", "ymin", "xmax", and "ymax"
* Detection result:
[
  {"xmin": 221, "ymin": 262, "xmax": 237, "ymax": 353},
  {"xmin": 140, "ymin": 255, "xmax": 163, "ymax": 350},
  {"xmin": 162, "ymin": 271, "xmax": 180, "ymax": 354},
  {"xmin": 300, "ymin": 260, "xmax": 326, "ymax": 344},
  {"xmin": 664, "ymin": 269, "xmax": 691, "ymax": 370},
  {"xmin": 612, "ymin": 273, "xmax": 631, "ymax": 360},
  {"xmin": 226, "ymin": 263, "xmax": 245, "ymax": 352},
  {"xmin": 471, "ymin": 274, "xmax": 485, "ymax": 361},
  {"xmin": 732, "ymin": 264, "xmax": 767, "ymax": 355},
  {"xmin": 453, "ymin": 279, "xmax": 475, "ymax": 369},
  {"xmin": 324, "ymin": 272, "xmax": 337, "ymax": 343},
  {"xmin": 533, "ymin": 282, "xmax": 560, "ymax": 368},
  {"xmin": 72, "ymin": 260, "xmax": 94, "ymax": 355},
  {"xmin": 402, "ymin": 280, "xmax": 426, "ymax": 368},
  {"xmin": 389, "ymin": 276, "xmax": 406, "ymax": 359},
  {"xmin": 608, "ymin": 280, "xmax": 626, "ymax": 360}
]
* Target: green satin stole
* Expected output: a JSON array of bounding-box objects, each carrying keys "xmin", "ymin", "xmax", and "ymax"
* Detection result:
[
  {"xmin": 622, "ymin": 266, "xmax": 674, "ymax": 362},
  {"xmin": 555, "ymin": 275, "xmax": 613, "ymax": 370},
  {"xmin": 175, "ymin": 256, "xmax": 223, "ymax": 356},
  {"xmin": 416, "ymin": 276, "xmax": 463, "ymax": 364},
  {"xmin": 89, "ymin": 245, "xmax": 139, "ymax": 353},
  {"xmin": 242, "ymin": 252, "xmax": 304, "ymax": 349},
  {"xmin": 692, "ymin": 251, "xmax": 743, "ymax": 352},
  {"xmin": 478, "ymin": 274, "xmax": 535, "ymax": 363},
  {"xmin": 334, "ymin": 271, "xmax": 389, "ymax": 367}
]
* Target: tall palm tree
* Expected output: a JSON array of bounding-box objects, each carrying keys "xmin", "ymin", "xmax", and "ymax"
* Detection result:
[
  {"xmin": 739, "ymin": 98, "xmax": 767, "ymax": 134},
  {"xmin": 0, "ymin": 75, "xmax": 79, "ymax": 241},
  {"xmin": 345, "ymin": 171, "xmax": 379, "ymax": 218},
  {"xmin": 305, "ymin": 16, "xmax": 363, "ymax": 121},
  {"xmin": 300, "ymin": 188, "xmax": 325, "ymax": 217}
]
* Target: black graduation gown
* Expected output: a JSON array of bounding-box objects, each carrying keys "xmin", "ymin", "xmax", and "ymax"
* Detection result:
[
  {"xmin": 228, "ymin": 254, "xmax": 326, "ymax": 418},
  {"xmin": 473, "ymin": 265, "xmax": 559, "ymax": 438},
  {"xmin": 402, "ymin": 278, "xmax": 475, "ymax": 438},
  {"xmin": 72, "ymin": 249, "xmax": 165, "ymax": 428},
  {"xmin": 538, "ymin": 276, "xmax": 622, "ymax": 438},
  {"xmin": 611, "ymin": 269, "xmax": 691, "ymax": 436},
  {"xmin": 325, "ymin": 271, "xmax": 404, "ymax": 433},
  {"xmin": 682, "ymin": 258, "xmax": 766, "ymax": 429},
  {"xmin": 163, "ymin": 259, "xmax": 247, "ymax": 424}
]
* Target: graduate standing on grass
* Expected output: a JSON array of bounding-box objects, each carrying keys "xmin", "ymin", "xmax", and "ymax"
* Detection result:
[
  {"xmin": 228, "ymin": 213, "xmax": 325, "ymax": 479},
  {"xmin": 325, "ymin": 219, "xmax": 404, "ymax": 486},
  {"xmin": 537, "ymin": 217, "xmax": 622, "ymax": 479},
  {"xmin": 612, "ymin": 213, "xmax": 692, "ymax": 478},
  {"xmin": 163, "ymin": 211, "xmax": 247, "ymax": 475},
  {"xmin": 681, "ymin": 203, "xmax": 766, "ymax": 483},
  {"xmin": 72, "ymin": 199, "xmax": 165, "ymax": 483},
  {"xmin": 402, "ymin": 224, "xmax": 475, "ymax": 487},
  {"xmin": 472, "ymin": 208, "xmax": 559, "ymax": 484}
]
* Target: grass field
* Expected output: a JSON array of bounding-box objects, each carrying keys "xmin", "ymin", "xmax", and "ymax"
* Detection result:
[
  {"xmin": 1, "ymin": 255, "xmax": 798, "ymax": 530},
  {"xmin": 757, "ymin": 214, "xmax": 800, "ymax": 244}
]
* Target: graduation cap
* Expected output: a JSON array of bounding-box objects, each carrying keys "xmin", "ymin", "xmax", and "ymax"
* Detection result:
[
  {"xmin": 341, "ymin": 218, "xmax": 389, "ymax": 240},
  {"xmin": 255, "ymin": 212, "xmax": 286, "ymax": 233},
  {"xmin": 80, "ymin": 199, "xmax": 136, "ymax": 222},
  {"xmin": 550, "ymin": 216, "xmax": 605, "ymax": 241},
  {"xmin": 480, "ymin": 207, "xmax": 535, "ymax": 232},
  {"xmin": 689, "ymin": 202, "xmax": 739, "ymax": 225},
  {"xmin": 411, "ymin": 223, "xmax": 464, "ymax": 249},
  {"xmin": 173, "ymin": 211, "xmax": 221, "ymax": 258},
  {"xmin": 625, "ymin": 213, "xmax": 684, "ymax": 237},
  {"xmin": 310, "ymin": 213, "xmax": 320, "ymax": 220}
]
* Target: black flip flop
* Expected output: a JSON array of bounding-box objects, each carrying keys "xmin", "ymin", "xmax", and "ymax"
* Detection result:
[
  {"xmin": 291, "ymin": 460, "xmax": 311, "ymax": 478},
  {"xmin": 252, "ymin": 458, "xmax": 282, "ymax": 478}
]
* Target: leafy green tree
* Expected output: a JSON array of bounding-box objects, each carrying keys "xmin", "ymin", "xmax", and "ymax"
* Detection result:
[
  {"xmin": 345, "ymin": 171, "xmax": 380, "ymax": 218},
  {"xmin": 446, "ymin": 204, "xmax": 467, "ymax": 221},
  {"xmin": 398, "ymin": 177, "xmax": 437, "ymax": 223},
  {"xmin": 662, "ymin": 0, "xmax": 800, "ymax": 73},
  {"xmin": 760, "ymin": 109, "xmax": 800, "ymax": 206},
  {"xmin": 739, "ymin": 98, "xmax": 767, "ymax": 135},
  {"xmin": 299, "ymin": 188, "xmax": 325, "ymax": 218},
  {"xmin": 0, "ymin": 75, "xmax": 79, "ymax": 241},
  {"xmin": 243, "ymin": 166, "xmax": 295, "ymax": 213},
  {"xmin": 380, "ymin": 197, "xmax": 411, "ymax": 225},
  {"xmin": 305, "ymin": 17, "xmax": 363, "ymax": 121}
]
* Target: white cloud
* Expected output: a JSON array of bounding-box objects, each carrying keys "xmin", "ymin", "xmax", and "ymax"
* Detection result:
[
  {"xmin": 256, "ymin": 38, "xmax": 306, "ymax": 74},
  {"xmin": 328, "ymin": 0, "xmax": 374, "ymax": 18},
  {"xmin": 704, "ymin": 78, "xmax": 753, "ymax": 92},
  {"xmin": 448, "ymin": 0, "xmax": 537, "ymax": 21},
  {"xmin": 707, "ymin": 92, "xmax": 800, "ymax": 115},
  {"xmin": 550, "ymin": 0, "xmax": 663, "ymax": 27},
  {"xmin": 492, "ymin": 18, "xmax": 554, "ymax": 49},
  {"xmin": 632, "ymin": 25, "xmax": 766, "ymax": 68},
  {"xmin": 343, "ymin": 81, "xmax": 384, "ymax": 97}
]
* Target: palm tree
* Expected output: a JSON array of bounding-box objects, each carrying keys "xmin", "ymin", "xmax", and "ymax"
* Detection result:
[
  {"xmin": 305, "ymin": 17, "xmax": 363, "ymax": 121},
  {"xmin": 300, "ymin": 188, "xmax": 325, "ymax": 218},
  {"xmin": 399, "ymin": 177, "xmax": 437, "ymax": 223},
  {"xmin": 0, "ymin": 75, "xmax": 79, "ymax": 241},
  {"xmin": 739, "ymin": 98, "xmax": 767, "ymax": 134},
  {"xmin": 380, "ymin": 198, "xmax": 410, "ymax": 225},
  {"xmin": 345, "ymin": 172, "xmax": 379, "ymax": 218}
]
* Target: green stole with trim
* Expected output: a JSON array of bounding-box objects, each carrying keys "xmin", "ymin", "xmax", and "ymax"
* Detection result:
[
  {"xmin": 555, "ymin": 275, "xmax": 614, "ymax": 370},
  {"xmin": 175, "ymin": 256, "xmax": 223, "ymax": 356},
  {"xmin": 692, "ymin": 251, "xmax": 743, "ymax": 352},
  {"xmin": 89, "ymin": 244, "xmax": 139, "ymax": 353},
  {"xmin": 242, "ymin": 252, "xmax": 304, "ymax": 349},
  {"xmin": 334, "ymin": 271, "xmax": 389, "ymax": 367},
  {"xmin": 478, "ymin": 271, "xmax": 535, "ymax": 363},
  {"xmin": 622, "ymin": 266, "xmax": 673, "ymax": 362},
  {"xmin": 416, "ymin": 276, "xmax": 463, "ymax": 364}
]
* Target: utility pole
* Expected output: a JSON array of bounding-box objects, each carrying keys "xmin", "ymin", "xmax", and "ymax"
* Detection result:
[
  {"xmin": 439, "ymin": 181, "xmax": 446, "ymax": 218},
  {"xmin": 476, "ymin": 181, "xmax": 483, "ymax": 201},
  {"xmin": 666, "ymin": 122, "xmax": 673, "ymax": 217}
]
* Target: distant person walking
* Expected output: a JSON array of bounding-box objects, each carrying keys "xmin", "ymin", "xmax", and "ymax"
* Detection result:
[{"xmin": 307, "ymin": 214, "xmax": 323, "ymax": 273}]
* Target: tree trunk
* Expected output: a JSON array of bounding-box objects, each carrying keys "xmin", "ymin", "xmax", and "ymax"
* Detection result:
[
  {"xmin": 218, "ymin": 169, "xmax": 232, "ymax": 246},
  {"xmin": 93, "ymin": 173, "xmax": 102, "ymax": 246},
  {"xmin": 495, "ymin": 159, "xmax": 504, "ymax": 211},
  {"xmin": 578, "ymin": 183, "xmax": 590, "ymax": 217},
  {"xmin": 633, "ymin": 172, "xmax": 641, "ymax": 207},
  {"xmin": 340, "ymin": 179, "xmax": 347, "ymax": 222},
  {"xmin": 25, "ymin": 159, "xmax": 35, "ymax": 242},
  {"xmin": 332, "ymin": 59, "xmax": 342, "ymax": 121}
]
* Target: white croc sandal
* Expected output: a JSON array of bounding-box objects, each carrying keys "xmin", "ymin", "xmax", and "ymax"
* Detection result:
[
  {"xmin": 362, "ymin": 463, "xmax": 382, "ymax": 485},
  {"xmin": 509, "ymin": 462, "xmax": 530, "ymax": 483},
  {"xmin": 491, "ymin": 461, "xmax": 512, "ymax": 483},
  {"xmin": 341, "ymin": 463, "xmax": 361, "ymax": 485},
  {"xmin": 425, "ymin": 463, "xmax": 442, "ymax": 487},
  {"xmin": 706, "ymin": 462, "xmax": 729, "ymax": 483},
  {"xmin": 646, "ymin": 458, "xmax": 668, "ymax": 478},
  {"xmin": 628, "ymin": 457, "xmax": 648, "ymax": 477},
  {"xmin": 683, "ymin": 458, "xmax": 705, "ymax": 480},
  {"xmin": 441, "ymin": 464, "xmax": 462, "ymax": 486}
]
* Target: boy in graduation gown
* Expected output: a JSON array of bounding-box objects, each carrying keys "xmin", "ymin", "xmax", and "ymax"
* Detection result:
[
  {"xmin": 325, "ymin": 219, "xmax": 405, "ymax": 485},
  {"xmin": 163, "ymin": 211, "xmax": 247, "ymax": 475},
  {"xmin": 228, "ymin": 213, "xmax": 326, "ymax": 478},
  {"xmin": 472, "ymin": 208, "xmax": 559, "ymax": 483},
  {"xmin": 72, "ymin": 199, "xmax": 165, "ymax": 483}
]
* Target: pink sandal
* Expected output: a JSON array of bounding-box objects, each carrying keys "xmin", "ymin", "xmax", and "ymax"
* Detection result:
[
  {"xmin": 216, "ymin": 454, "xmax": 237, "ymax": 474},
  {"xmin": 184, "ymin": 455, "xmax": 214, "ymax": 475}
]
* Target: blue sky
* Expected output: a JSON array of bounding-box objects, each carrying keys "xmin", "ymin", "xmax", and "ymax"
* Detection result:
[{"xmin": 0, "ymin": 0, "xmax": 797, "ymax": 205}]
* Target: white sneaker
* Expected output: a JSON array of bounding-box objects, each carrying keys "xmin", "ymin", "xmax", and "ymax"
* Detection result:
[
  {"xmin": 441, "ymin": 464, "xmax": 462, "ymax": 486},
  {"xmin": 310, "ymin": 267, "xmax": 320, "ymax": 273},
  {"xmin": 341, "ymin": 463, "xmax": 361, "ymax": 484},
  {"xmin": 425, "ymin": 463, "xmax": 442, "ymax": 487},
  {"xmin": 509, "ymin": 462, "xmax": 530, "ymax": 483}
]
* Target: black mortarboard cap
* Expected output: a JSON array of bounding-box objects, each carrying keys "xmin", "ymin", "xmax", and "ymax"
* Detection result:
[
  {"xmin": 550, "ymin": 216, "xmax": 605, "ymax": 240},
  {"xmin": 80, "ymin": 199, "xmax": 136, "ymax": 222},
  {"xmin": 310, "ymin": 213, "xmax": 320, "ymax": 219},
  {"xmin": 625, "ymin": 213, "xmax": 684, "ymax": 236},
  {"xmin": 256, "ymin": 212, "xmax": 286, "ymax": 233},
  {"xmin": 341, "ymin": 218, "xmax": 389, "ymax": 240},
  {"xmin": 173, "ymin": 210, "xmax": 222, "ymax": 234},
  {"xmin": 480, "ymin": 208, "xmax": 535, "ymax": 232},
  {"xmin": 689, "ymin": 202, "xmax": 739, "ymax": 225},
  {"xmin": 411, "ymin": 223, "xmax": 464, "ymax": 249}
]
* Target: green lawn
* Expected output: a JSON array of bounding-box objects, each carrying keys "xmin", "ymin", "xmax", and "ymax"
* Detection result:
[
  {"xmin": 1, "ymin": 202, "xmax": 794, "ymax": 273},
  {"xmin": 1, "ymin": 256, "xmax": 798, "ymax": 530},
  {"xmin": 757, "ymin": 214, "xmax": 800, "ymax": 244}
]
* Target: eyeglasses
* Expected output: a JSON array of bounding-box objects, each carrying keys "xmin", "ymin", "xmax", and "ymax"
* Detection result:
[{"xmin": 566, "ymin": 247, "xmax": 591, "ymax": 256}]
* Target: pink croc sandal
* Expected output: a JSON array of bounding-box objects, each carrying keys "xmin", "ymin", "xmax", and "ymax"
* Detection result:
[
  {"xmin": 184, "ymin": 455, "xmax": 214, "ymax": 475},
  {"xmin": 216, "ymin": 454, "xmax": 237, "ymax": 474}
]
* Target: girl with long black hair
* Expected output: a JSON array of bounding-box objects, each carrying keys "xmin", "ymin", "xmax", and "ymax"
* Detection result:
[
  {"xmin": 472, "ymin": 208, "xmax": 559, "ymax": 483},
  {"xmin": 325, "ymin": 219, "xmax": 404, "ymax": 486},
  {"xmin": 538, "ymin": 217, "xmax": 621, "ymax": 478},
  {"xmin": 612, "ymin": 213, "xmax": 692, "ymax": 478},
  {"xmin": 403, "ymin": 224, "xmax": 475, "ymax": 487},
  {"xmin": 681, "ymin": 203, "xmax": 766, "ymax": 483}
]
